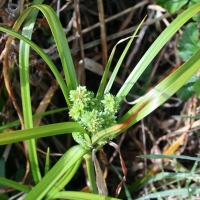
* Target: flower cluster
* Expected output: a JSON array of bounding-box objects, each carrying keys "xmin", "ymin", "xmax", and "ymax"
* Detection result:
[{"xmin": 69, "ymin": 86, "xmax": 120, "ymax": 148}]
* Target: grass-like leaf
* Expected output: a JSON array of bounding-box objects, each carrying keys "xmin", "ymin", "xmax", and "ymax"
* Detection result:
[
  {"xmin": 0, "ymin": 177, "xmax": 31, "ymax": 193},
  {"xmin": 24, "ymin": 145, "xmax": 88, "ymax": 200},
  {"xmin": 31, "ymin": 4, "xmax": 78, "ymax": 91},
  {"xmin": 0, "ymin": 26, "xmax": 70, "ymax": 106},
  {"xmin": 92, "ymin": 38, "xmax": 200, "ymax": 147},
  {"xmin": 136, "ymin": 188, "xmax": 200, "ymax": 200},
  {"xmin": 116, "ymin": 2, "xmax": 200, "ymax": 102},
  {"xmin": 46, "ymin": 159, "xmax": 82, "ymax": 199},
  {"xmin": 0, "ymin": 122, "xmax": 85, "ymax": 145},
  {"xmin": 53, "ymin": 191, "xmax": 121, "ymax": 200},
  {"xmin": 139, "ymin": 154, "xmax": 200, "ymax": 161},
  {"xmin": 97, "ymin": 17, "xmax": 146, "ymax": 100},
  {"xmin": 0, "ymin": 107, "xmax": 68, "ymax": 132},
  {"xmin": 18, "ymin": 0, "xmax": 44, "ymax": 184}
]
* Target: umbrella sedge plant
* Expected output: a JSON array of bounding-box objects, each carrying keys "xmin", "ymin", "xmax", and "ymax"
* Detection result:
[{"xmin": 0, "ymin": 1, "xmax": 200, "ymax": 200}]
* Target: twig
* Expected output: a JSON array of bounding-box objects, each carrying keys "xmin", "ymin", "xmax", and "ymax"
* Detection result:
[
  {"xmin": 97, "ymin": 0, "xmax": 107, "ymax": 68},
  {"xmin": 81, "ymin": 0, "xmax": 149, "ymax": 35},
  {"xmin": 70, "ymin": 12, "xmax": 174, "ymax": 53},
  {"xmin": 74, "ymin": 0, "xmax": 85, "ymax": 85}
]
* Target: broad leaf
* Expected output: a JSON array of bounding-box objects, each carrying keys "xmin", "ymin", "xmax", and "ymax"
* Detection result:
[
  {"xmin": 156, "ymin": 0, "xmax": 188, "ymax": 13},
  {"xmin": 176, "ymin": 75, "xmax": 199, "ymax": 100},
  {"xmin": 178, "ymin": 22, "xmax": 200, "ymax": 62}
]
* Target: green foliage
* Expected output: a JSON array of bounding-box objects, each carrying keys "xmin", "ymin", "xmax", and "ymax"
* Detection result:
[
  {"xmin": 176, "ymin": 75, "xmax": 199, "ymax": 100},
  {"xmin": 193, "ymin": 78, "xmax": 200, "ymax": 98},
  {"xmin": 156, "ymin": 0, "xmax": 200, "ymax": 20},
  {"xmin": 0, "ymin": 194, "xmax": 8, "ymax": 200},
  {"xmin": 69, "ymin": 86, "xmax": 120, "ymax": 148},
  {"xmin": 178, "ymin": 22, "xmax": 200, "ymax": 62},
  {"xmin": 139, "ymin": 154, "xmax": 200, "ymax": 161},
  {"xmin": 189, "ymin": 0, "xmax": 200, "ymax": 21},
  {"xmin": 127, "ymin": 63, "xmax": 153, "ymax": 101},
  {"xmin": 156, "ymin": 0, "xmax": 188, "ymax": 13},
  {"xmin": 176, "ymin": 22, "xmax": 200, "ymax": 100},
  {"xmin": 157, "ymin": 0, "xmax": 200, "ymax": 102},
  {"xmin": 0, "ymin": 2, "xmax": 200, "ymax": 200}
]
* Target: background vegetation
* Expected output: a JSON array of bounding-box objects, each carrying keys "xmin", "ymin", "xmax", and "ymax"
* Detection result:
[{"xmin": 0, "ymin": 0, "xmax": 200, "ymax": 199}]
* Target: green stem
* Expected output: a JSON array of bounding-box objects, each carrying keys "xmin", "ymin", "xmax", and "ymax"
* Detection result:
[{"xmin": 84, "ymin": 152, "xmax": 98, "ymax": 194}]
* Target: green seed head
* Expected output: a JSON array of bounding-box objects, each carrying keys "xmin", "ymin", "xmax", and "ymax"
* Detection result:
[{"xmin": 69, "ymin": 86, "xmax": 120, "ymax": 149}]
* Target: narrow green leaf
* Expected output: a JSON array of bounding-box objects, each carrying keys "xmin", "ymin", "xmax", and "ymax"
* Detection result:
[
  {"xmin": 24, "ymin": 145, "xmax": 88, "ymax": 200},
  {"xmin": 118, "ymin": 48, "xmax": 200, "ymax": 129},
  {"xmin": 46, "ymin": 159, "xmax": 82, "ymax": 199},
  {"xmin": 0, "ymin": 177, "xmax": 31, "ymax": 193},
  {"xmin": 136, "ymin": 172, "xmax": 200, "ymax": 192},
  {"xmin": 53, "ymin": 191, "xmax": 121, "ymax": 200},
  {"xmin": 0, "ymin": 122, "xmax": 85, "ymax": 145},
  {"xmin": 189, "ymin": 0, "xmax": 200, "ymax": 22},
  {"xmin": 173, "ymin": 114, "xmax": 200, "ymax": 119},
  {"xmin": 31, "ymin": 4, "xmax": 78, "ymax": 91},
  {"xmin": 139, "ymin": 154, "xmax": 200, "ymax": 161},
  {"xmin": 185, "ymin": 155, "xmax": 200, "ymax": 188},
  {"xmin": 44, "ymin": 148, "xmax": 50, "ymax": 175},
  {"xmin": 0, "ymin": 107, "xmax": 68, "ymax": 132},
  {"xmin": 92, "ymin": 48, "xmax": 200, "ymax": 146},
  {"xmin": 19, "ymin": 0, "xmax": 43, "ymax": 130},
  {"xmin": 104, "ymin": 17, "xmax": 146, "ymax": 95},
  {"xmin": 0, "ymin": 27, "xmax": 70, "ymax": 106},
  {"xmin": 117, "ymin": 3, "xmax": 200, "ymax": 102},
  {"xmin": 19, "ymin": 0, "xmax": 44, "ymax": 184},
  {"xmin": 2, "ymin": 7, "xmax": 70, "ymax": 106},
  {"xmin": 136, "ymin": 188, "xmax": 200, "ymax": 200},
  {"xmin": 15, "ymin": 4, "xmax": 78, "ymax": 93}
]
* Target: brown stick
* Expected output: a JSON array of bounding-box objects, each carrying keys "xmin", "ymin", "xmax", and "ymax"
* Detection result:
[{"xmin": 97, "ymin": 0, "xmax": 107, "ymax": 68}]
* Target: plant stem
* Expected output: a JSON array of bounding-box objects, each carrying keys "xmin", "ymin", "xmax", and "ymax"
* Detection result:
[{"xmin": 84, "ymin": 152, "xmax": 98, "ymax": 194}]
